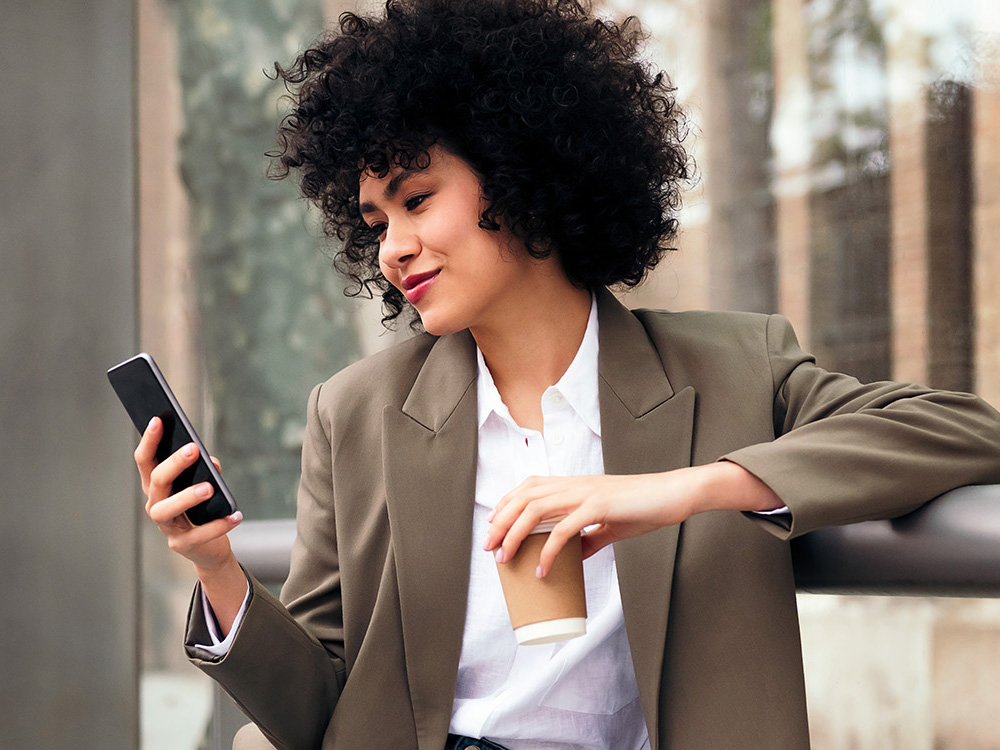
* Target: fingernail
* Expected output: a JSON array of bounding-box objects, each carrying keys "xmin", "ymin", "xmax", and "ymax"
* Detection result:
[
  {"xmin": 196, "ymin": 483, "xmax": 212, "ymax": 498},
  {"xmin": 183, "ymin": 444, "xmax": 196, "ymax": 457},
  {"xmin": 535, "ymin": 566, "xmax": 544, "ymax": 578},
  {"xmin": 147, "ymin": 417, "xmax": 158, "ymax": 430},
  {"xmin": 230, "ymin": 511, "xmax": 243, "ymax": 523},
  {"xmin": 494, "ymin": 549, "xmax": 506, "ymax": 564}
]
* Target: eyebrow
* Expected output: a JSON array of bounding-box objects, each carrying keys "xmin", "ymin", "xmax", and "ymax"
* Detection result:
[{"xmin": 359, "ymin": 170, "xmax": 419, "ymax": 214}]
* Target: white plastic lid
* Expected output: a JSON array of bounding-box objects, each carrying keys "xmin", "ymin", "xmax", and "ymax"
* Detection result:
[
  {"xmin": 514, "ymin": 617, "xmax": 587, "ymax": 646},
  {"xmin": 529, "ymin": 516, "xmax": 567, "ymax": 535}
]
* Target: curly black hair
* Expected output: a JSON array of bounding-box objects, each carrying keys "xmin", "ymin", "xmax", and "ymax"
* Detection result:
[{"xmin": 271, "ymin": 0, "xmax": 692, "ymax": 325}]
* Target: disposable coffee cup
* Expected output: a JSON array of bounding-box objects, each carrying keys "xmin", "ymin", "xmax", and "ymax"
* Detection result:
[{"xmin": 495, "ymin": 519, "xmax": 587, "ymax": 645}]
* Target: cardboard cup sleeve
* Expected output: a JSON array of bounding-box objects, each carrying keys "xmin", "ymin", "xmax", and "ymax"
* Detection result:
[{"xmin": 495, "ymin": 527, "xmax": 587, "ymax": 645}]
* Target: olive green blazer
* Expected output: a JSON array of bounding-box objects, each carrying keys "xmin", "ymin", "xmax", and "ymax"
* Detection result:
[{"xmin": 186, "ymin": 288, "xmax": 1000, "ymax": 750}]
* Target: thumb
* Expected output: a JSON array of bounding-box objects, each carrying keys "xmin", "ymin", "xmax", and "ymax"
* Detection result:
[{"xmin": 580, "ymin": 526, "xmax": 616, "ymax": 559}]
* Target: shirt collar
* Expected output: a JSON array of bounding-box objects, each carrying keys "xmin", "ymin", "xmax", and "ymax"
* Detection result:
[{"xmin": 476, "ymin": 295, "xmax": 601, "ymax": 436}]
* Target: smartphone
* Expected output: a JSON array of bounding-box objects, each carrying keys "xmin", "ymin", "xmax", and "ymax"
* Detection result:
[{"xmin": 107, "ymin": 353, "xmax": 238, "ymax": 525}]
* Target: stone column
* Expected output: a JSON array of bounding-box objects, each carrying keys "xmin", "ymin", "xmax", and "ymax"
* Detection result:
[
  {"xmin": 925, "ymin": 81, "xmax": 973, "ymax": 392},
  {"xmin": 886, "ymin": 15, "xmax": 932, "ymax": 385},
  {"xmin": 138, "ymin": 0, "xmax": 203, "ymax": 414},
  {"xmin": 972, "ymin": 3, "xmax": 1000, "ymax": 406},
  {"xmin": 886, "ymin": 6, "xmax": 974, "ymax": 392},
  {"xmin": 137, "ymin": 0, "xmax": 212, "ymax": 677},
  {"xmin": 702, "ymin": 0, "xmax": 776, "ymax": 313},
  {"xmin": 772, "ymin": 0, "xmax": 812, "ymax": 346},
  {"xmin": 600, "ymin": 0, "xmax": 714, "ymax": 314},
  {"xmin": 0, "ymin": 0, "xmax": 140, "ymax": 745}
]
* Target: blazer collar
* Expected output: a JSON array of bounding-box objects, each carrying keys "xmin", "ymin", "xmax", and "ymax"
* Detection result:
[
  {"xmin": 384, "ymin": 290, "xmax": 695, "ymax": 750},
  {"xmin": 400, "ymin": 329, "xmax": 479, "ymax": 430},
  {"xmin": 596, "ymin": 286, "xmax": 676, "ymax": 414}
]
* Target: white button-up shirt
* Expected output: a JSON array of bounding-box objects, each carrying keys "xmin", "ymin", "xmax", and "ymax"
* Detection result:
[
  {"xmin": 199, "ymin": 299, "xmax": 651, "ymax": 748},
  {"xmin": 449, "ymin": 298, "xmax": 649, "ymax": 750}
]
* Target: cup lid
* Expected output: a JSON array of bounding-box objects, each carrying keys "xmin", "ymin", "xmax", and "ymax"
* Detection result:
[
  {"xmin": 514, "ymin": 617, "xmax": 587, "ymax": 646},
  {"xmin": 529, "ymin": 516, "xmax": 567, "ymax": 535}
]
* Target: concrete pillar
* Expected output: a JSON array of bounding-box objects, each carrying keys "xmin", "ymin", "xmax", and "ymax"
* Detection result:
[
  {"xmin": 772, "ymin": 0, "xmax": 812, "ymax": 346},
  {"xmin": 972, "ymin": 3, "xmax": 1000, "ymax": 407},
  {"xmin": 0, "ymin": 0, "xmax": 139, "ymax": 746},
  {"xmin": 886, "ymin": 16, "xmax": 932, "ymax": 385},
  {"xmin": 886, "ymin": 5, "xmax": 975, "ymax": 392},
  {"xmin": 138, "ymin": 0, "xmax": 204, "ymax": 419},
  {"xmin": 702, "ymin": 0, "xmax": 776, "ymax": 314}
]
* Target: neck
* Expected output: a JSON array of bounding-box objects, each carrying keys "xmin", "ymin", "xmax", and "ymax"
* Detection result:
[{"xmin": 472, "ymin": 271, "xmax": 592, "ymax": 431}]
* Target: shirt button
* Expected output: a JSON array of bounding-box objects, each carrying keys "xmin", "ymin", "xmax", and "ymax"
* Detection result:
[
  {"xmin": 550, "ymin": 432, "xmax": 565, "ymax": 446},
  {"xmin": 549, "ymin": 391, "xmax": 564, "ymax": 404}
]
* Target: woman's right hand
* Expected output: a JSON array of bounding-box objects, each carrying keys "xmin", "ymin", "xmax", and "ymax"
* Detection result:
[{"xmin": 134, "ymin": 416, "xmax": 243, "ymax": 575}]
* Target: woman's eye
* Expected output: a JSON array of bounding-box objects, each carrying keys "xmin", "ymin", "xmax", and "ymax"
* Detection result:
[
  {"xmin": 368, "ymin": 222, "xmax": 387, "ymax": 237},
  {"xmin": 404, "ymin": 193, "xmax": 429, "ymax": 211}
]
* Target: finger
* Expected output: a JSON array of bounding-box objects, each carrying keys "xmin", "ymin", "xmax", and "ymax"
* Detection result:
[
  {"xmin": 210, "ymin": 455, "xmax": 222, "ymax": 472},
  {"xmin": 485, "ymin": 476, "xmax": 560, "ymax": 549},
  {"xmin": 484, "ymin": 493, "xmax": 529, "ymax": 552},
  {"xmin": 492, "ymin": 510, "xmax": 540, "ymax": 564},
  {"xmin": 134, "ymin": 416, "xmax": 163, "ymax": 489},
  {"xmin": 487, "ymin": 483, "xmax": 534, "ymax": 522},
  {"xmin": 579, "ymin": 526, "xmax": 617, "ymax": 560},
  {"xmin": 165, "ymin": 514, "xmax": 241, "ymax": 557},
  {"xmin": 148, "ymin": 480, "xmax": 216, "ymax": 525},
  {"xmin": 537, "ymin": 509, "xmax": 593, "ymax": 576},
  {"xmin": 483, "ymin": 505, "xmax": 523, "ymax": 550},
  {"xmin": 486, "ymin": 480, "xmax": 550, "ymax": 553},
  {"xmin": 494, "ymin": 493, "xmax": 573, "ymax": 564},
  {"xmin": 148, "ymin": 442, "xmax": 201, "ymax": 501}
]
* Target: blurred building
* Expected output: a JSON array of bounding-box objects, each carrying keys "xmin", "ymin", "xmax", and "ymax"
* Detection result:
[
  {"xmin": 136, "ymin": 0, "xmax": 1000, "ymax": 747},
  {"xmin": 3, "ymin": 0, "xmax": 998, "ymax": 747},
  {"xmin": 608, "ymin": 1, "xmax": 1000, "ymax": 748}
]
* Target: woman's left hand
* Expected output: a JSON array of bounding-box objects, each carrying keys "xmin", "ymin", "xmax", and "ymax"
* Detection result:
[{"xmin": 483, "ymin": 462, "xmax": 782, "ymax": 577}]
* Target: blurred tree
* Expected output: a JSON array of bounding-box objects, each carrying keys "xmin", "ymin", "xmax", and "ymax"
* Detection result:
[
  {"xmin": 806, "ymin": 0, "xmax": 892, "ymax": 382},
  {"xmin": 171, "ymin": 0, "xmax": 361, "ymax": 518},
  {"xmin": 704, "ymin": 0, "xmax": 777, "ymax": 314}
]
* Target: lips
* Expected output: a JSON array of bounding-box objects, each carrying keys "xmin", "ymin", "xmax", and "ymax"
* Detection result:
[{"xmin": 401, "ymin": 269, "xmax": 440, "ymax": 304}]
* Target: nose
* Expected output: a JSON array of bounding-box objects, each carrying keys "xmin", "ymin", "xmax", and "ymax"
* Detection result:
[{"xmin": 378, "ymin": 221, "xmax": 421, "ymax": 271}]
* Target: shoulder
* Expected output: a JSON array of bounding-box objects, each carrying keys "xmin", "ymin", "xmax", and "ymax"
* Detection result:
[
  {"xmin": 631, "ymin": 307, "xmax": 777, "ymax": 353},
  {"xmin": 626, "ymin": 307, "xmax": 808, "ymax": 390}
]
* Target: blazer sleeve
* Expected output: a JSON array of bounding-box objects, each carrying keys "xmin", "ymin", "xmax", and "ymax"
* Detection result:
[
  {"xmin": 185, "ymin": 382, "xmax": 345, "ymax": 750},
  {"xmin": 724, "ymin": 314, "xmax": 1000, "ymax": 539}
]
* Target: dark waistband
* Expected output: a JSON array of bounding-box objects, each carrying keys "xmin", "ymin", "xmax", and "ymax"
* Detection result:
[{"xmin": 445, "ymin": 733, "xmax": 511, "ymax": 750}]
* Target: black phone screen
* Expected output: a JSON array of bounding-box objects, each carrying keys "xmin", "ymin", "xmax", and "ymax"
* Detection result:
[{"xmin": 107, "ymin": 354, "xmax": 237, "ymax": 525}]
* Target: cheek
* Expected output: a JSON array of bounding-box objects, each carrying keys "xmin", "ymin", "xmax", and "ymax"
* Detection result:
[{"xmin": 377, "ymin": 255, "xmax": 400, "ymax": 288}]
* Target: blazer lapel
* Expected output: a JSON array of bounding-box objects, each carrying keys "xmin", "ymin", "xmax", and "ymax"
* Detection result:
[
  {"xmin": 382, "ymin": 331, "xmax": 479, "ymax": 750},
  {"xmin": 597, "ymin": 289, "xmax": 695, "ymax": 750}
]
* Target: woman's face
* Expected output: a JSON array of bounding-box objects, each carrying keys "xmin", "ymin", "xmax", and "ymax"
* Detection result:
[{"xmin": 359, "ymin": 146, "xmax": 543, "ymax": 337}]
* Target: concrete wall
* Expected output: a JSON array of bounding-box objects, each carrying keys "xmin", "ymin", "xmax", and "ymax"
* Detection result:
[{"xmin": 0, "ymin": 0, "xmax": 139, "ymax": 746}]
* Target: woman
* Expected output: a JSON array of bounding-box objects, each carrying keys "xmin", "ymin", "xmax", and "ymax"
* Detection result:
[{"xmin": 135, "ymin": 1, "xmax": 1000, "ymax": 748}]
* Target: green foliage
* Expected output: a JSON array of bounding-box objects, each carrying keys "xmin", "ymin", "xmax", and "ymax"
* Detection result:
[
  {"xmin": 807, "ymin": 0, "xmax": 890, "ymax": 184},
  {"xmin": 172, "ymin": 0, "xmax": 361, "ymax": 518}
]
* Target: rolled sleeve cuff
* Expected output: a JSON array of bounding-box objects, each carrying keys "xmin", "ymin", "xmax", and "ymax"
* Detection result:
[{"xmin": 194, "ymin": 576, "xmax": 251, "ymax": 657}]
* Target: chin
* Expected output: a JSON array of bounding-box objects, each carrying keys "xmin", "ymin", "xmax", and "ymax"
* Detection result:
[
  {"xmin": 419, "ymin": 318, "xmax": 464, "ymax": 337},
  {"xmin": 416, "ymin": 309, "xmax": 467, "ymax": 337}
]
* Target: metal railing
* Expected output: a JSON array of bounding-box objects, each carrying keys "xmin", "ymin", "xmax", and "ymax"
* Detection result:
[
  {"xmin": 791, "ymin": 484, "xmax": 1000, "ymax": 596},
  {"xmin": 230, "ymin": 484, "xmax": 1000, "ymax": 595}
]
